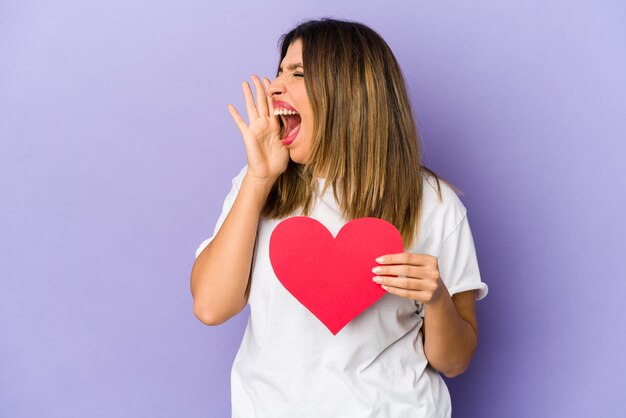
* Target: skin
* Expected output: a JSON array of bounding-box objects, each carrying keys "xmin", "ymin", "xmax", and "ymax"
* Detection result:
[
  {"xmin": 202, "ymin": 39, "xmax": 480, "ymax": 378},
  {"xmin": 229, "ymin": 39, "xmax": 313, "ymax": 166},
  {"xmin": 191, "ymin": 73, "xmax": 286, "ymax": 326},
  {"xmin": 373, "ymin": 253, "xmax": 479, "ymax": 378}
]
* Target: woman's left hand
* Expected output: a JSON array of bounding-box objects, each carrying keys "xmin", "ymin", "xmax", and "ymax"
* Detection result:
[{"xmin": 372, "ymin": 253, "xmax": 447, "ymax": 305}]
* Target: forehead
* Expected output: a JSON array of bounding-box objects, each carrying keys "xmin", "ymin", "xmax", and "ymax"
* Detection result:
[{"xmin": 280, "ymin": 39, "xmax": 303, "ymax": 67}]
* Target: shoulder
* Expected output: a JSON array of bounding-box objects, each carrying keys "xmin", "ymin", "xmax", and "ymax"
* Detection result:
[{"xmin": 420, "ymin": 171, "xmax": 468, "ymax": 233}]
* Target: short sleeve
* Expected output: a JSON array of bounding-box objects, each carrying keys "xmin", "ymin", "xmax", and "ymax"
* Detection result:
[
  {"xmin": 194, "ymin": 165, "xmax": 248, "ymax": 259},
  {"xmin": 437, "ymin": 212, "xmax": 488, "ymax": 301}
]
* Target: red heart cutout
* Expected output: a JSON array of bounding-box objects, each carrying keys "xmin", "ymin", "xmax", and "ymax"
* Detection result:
[{"xmin": 269, "ymin": 216, "xmax": 405, "ymax": 335}]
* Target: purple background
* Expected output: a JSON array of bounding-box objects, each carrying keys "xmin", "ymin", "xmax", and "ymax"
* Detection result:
[{"xmin": 1, "ymin": 1, "xmax": 625, "ymax": 417}]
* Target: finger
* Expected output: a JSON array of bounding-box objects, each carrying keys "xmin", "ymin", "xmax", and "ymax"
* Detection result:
[
  {"xmin": 380, "ymin": 285, "xmax": 432, "ymax": 302},
  {"xmin": 372, "ymin": 264, "xmax": 425, "ymax": 279},
  {"xmin": 263, "ymin": 77, "xmax": 280, "ymax": 130},
  {"xmin": 373, "ymin": 274, "xmax": 423, "ymax": 291},
  {"xmin": 242, "ymin": 80, "xmax": 259, "ymax": 121},
  {"xmin": 375, "ymin": 252, "xmax": 434, "ymax": 266},
  {"xmin": 251, "ymin": 75, "xmax": 268, "ymax": 117},
  {"xmin": 227, "ymin": 104, "xmax": 248, "ymax": 134}
]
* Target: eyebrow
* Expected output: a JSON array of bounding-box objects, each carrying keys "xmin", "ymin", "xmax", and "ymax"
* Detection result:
[{"xmin": 278, "ymin": 63, "xmax": 304, "ymax": 73}]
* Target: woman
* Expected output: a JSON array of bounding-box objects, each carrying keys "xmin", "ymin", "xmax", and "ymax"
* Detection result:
[{"xmin": 191, "ymin": 18, "xmax": 488, "ymax": 417}]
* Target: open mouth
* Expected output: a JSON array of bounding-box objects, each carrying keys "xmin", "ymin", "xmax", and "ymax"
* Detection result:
[{"xmin": 276, "ymin": 109, "xmax": 302, "ymax": 145}]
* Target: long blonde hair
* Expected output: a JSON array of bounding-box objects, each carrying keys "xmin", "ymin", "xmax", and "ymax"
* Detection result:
[{"xmin": 262, "ymin": 18, "xmax": 459, "ymax": 247}]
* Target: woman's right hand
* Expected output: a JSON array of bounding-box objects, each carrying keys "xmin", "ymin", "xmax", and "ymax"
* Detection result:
[{"xmin": 227, "ymin": 75, "xmax": 289, "ymax": 184}]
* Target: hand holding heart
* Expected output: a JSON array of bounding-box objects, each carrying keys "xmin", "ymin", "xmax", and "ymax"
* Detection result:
[
  {"xmin": 269, "ymin": 217, "xmax": 447, "ymax": 334},
  {"xmin": 373, "ymin": 253, "xmax": 445, "ymax": 305}
]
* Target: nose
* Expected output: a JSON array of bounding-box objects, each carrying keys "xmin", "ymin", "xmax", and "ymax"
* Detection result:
[{"xmin": 267, "ymin": 77, "xmax": 286, "ymax": 97}]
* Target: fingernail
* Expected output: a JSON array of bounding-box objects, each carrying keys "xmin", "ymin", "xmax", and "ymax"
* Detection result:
[
  {"xmin": 372, "ymin": 267, "xmax": 382, "ymax": 273},
  {"xmin": 376, "ymin": 256, "xmax": 385, "ymax": 263},
  {"xmin": 372, "ymin": 276, "xmax": 382, "ymax": 283}
]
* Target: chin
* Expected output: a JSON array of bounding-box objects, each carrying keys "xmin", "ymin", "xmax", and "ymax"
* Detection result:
[{"xmin": 288, "ymin": 150, "xmax": 307, "ymax": 164}]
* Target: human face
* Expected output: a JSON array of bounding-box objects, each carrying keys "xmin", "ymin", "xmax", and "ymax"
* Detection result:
[{"xmin": 268, "ymin": 39, "xmax": 313, "ymax": 164}]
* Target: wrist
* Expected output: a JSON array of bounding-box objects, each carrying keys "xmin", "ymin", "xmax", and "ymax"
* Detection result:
[
  {"xmin": 241, "ymin": 173, "xmax": 276, "ymax": 197},
  {"xmin": 425, "ymin": 278, "xmax": 451, "ymax": 308}
]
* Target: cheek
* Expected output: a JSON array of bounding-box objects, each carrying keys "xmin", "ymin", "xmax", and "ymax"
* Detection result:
[
  {"xmin": 301, "ymin": 127, "xmax": 313, "ymax": 149},
  {"xmin": 300, "ymin": 112, "xmax": 313, "ymax": 139}
]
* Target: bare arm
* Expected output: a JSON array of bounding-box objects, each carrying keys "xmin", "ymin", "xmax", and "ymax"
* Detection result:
[
  {"xmin": 372, "ymin": 253, "xmax": 480, "ymax": 378},
  {"xmin": 190, "ymin": 74, "xmax": 288, "ymax": 325},
  {"xmin": 190, "ymin": 175, "xmax": 275, "ymax": 325},
  {"xmin": 422, "ymin": 289, "xmax": 478, "ymax": 378}
]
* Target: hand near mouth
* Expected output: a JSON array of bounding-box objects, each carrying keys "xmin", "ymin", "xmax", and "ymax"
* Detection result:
[{"xmin": 228, "ymin": 74, "xmax": 289, "ymax": 184}]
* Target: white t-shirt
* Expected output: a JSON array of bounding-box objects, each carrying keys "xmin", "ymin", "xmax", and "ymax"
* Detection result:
[{"xmin": 195, "ymin": 165, "xmax": 488, "ymax": 418}]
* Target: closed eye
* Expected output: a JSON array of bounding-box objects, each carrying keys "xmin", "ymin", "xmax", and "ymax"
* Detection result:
[{"xmin": 277, "ymin": 71, "xmax": 304, "ymax": 78}]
